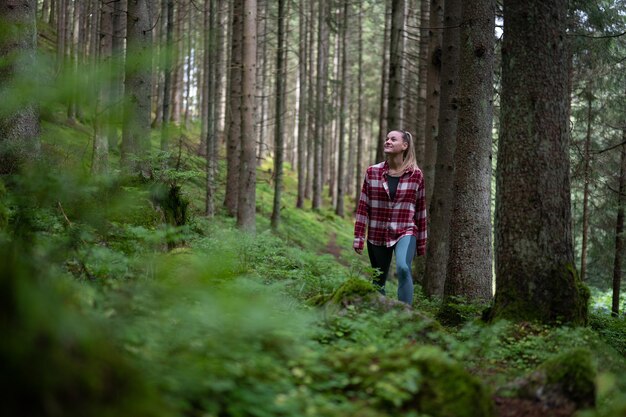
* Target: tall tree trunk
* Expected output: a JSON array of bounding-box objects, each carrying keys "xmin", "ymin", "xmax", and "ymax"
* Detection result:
[
  {"xmin": 205, "ymin": 0, "xmax": 218, "ymax": 217},
  {"xmin": 122, "ymin": 0, "xmax": 152, "ymax": 175},
  {"xmin": 444, "ymin": 0, "xmax": 494, "ymax": 302},
  {"xmin": 335, "ymin": 0, "xmax": 349, "ymax": 217},
  {"xmin": 256, "ymin": 0, "xmax": 268, "ymax": 166},
  {"xmin": 109, "ymin": 0, "xmax": 126, "ymax": 151},
  {"xmin": 56, "ymin": 0, "xmax": 66, "ymax": 73},
  {"xmin": 296, "ymin": 0, "xmax": 308, "ymax": 209},
  {"xmin": 224, "ymin": 0, "xmax": 243, "ymax": 216},
  {"xmin": 387, "ymin": 0, "xmax": 405, "ymax": 130},
  {"xmin": 354, "ymin": 1, "xmax": 364, "ymax": 211},
  {"xmin": 423, "ymin": 0, "xmax": 443, "ymax": 203},
  {"xmin": 183, "ymin": 3, "xmax": 193, "ymax": 130},
  {"xmin": 415, "ymin": 0, "xmax": 429, "ymax": 166},
  {"xmin": 312, "ymin": 0, "xmax": 328, "ymax": 210},
  {"xmin": 375, "ymin": 0, "xmax": 391, "ymax": 163},
  {"xmin": 271, "ymin": 0, "xmax": 287, "ymax": 228},
  {"xmin": 493, "ymin": 0, "xmax": 588, "ymax": 324},
  {"xmin": 42, "ymin": 0, "xmax": 51, "ymax": 21},
  {"xmin": 0, "ymin": 0, "xmax": 40, "ymax": 174},
  {"xmin": 161, "ymin": 0, "xmax": 174, "ymax": 152},
  {"xmin": 580, "ymin": 84, "xmax": 593, "ymax": 281},
  {"xmin": 237, "ymin": 0, "xmax": 257, "ymax": 232},
  {"xmin": 423, "ymin": 0, "xmax": 460, "ymax": 298},
  {"xmin": 305, "ymin": 0, "xmax": 316, "ymax": 200},
  {"xmin": 612, "ymin": 140, "xmax": 626, "ymax": 316},
  {"xmin": 93, "ymin": 0, "xmax": 113, "ymax": 175}
]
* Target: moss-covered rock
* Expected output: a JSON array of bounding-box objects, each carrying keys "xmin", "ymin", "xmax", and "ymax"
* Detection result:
[
  {"xmin": 330, "ymin": 277, "xmax": 378, "ymax": 304},
  {"xmin": 540, "ymin": 348, "xmax": 596, "ymax": 408},
  {"xmin": 300, "ymin": 345, "xmax": 494, "ymax": 417}
]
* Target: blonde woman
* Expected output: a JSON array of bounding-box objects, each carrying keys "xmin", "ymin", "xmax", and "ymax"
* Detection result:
[{"xmin": 353, "ymin": 130, "xmax": 427, "ymax": 305}]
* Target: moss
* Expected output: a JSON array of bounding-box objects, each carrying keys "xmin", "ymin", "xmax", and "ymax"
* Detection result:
[
  {"xmin": 436, "ymin": 296, "xmax": 489, "ymax": 327},
  {"xmin": 330, "ymin": 277, "xmax": 378, "ymax": 304},
  {"xmin": 539, "ymin": 348, "xmax": 596, "ymax": 408},
  {"xmin": 490, "ymin": 262, "xmax": 589, "ymax": 325}
]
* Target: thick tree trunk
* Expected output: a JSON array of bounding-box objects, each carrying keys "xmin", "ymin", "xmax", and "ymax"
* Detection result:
[
  {"xmin": 271, "ymin": 0, "xmax": 286, "ymax": 228},
  {"xmin": 493, "ymin": 0, "xmax": 588, "ymax": 324},
  {"xmin": 237, "ymin": 0, "xmax": 257, "ymax": 232},
  {"xmin": 423, "ymin": 0, "xmax": 460, "ymax": 298},
  {"xmin": 122, "ymin": 0, "xmax": 152, "ymax": 175},
  {"xmin": 0, "ymin": 0, "xmax": 40, "ymax": 174},
  {"xmin": 224, "ymin": 0, "xmax": 243, "ymax": 216},
  {"xmin": 612, "ymin": 139, "xmax": 626, "ymax": 316},
  {"xmin": 444, "ymin": 0, "xmax": 494, "ymax": 302}
]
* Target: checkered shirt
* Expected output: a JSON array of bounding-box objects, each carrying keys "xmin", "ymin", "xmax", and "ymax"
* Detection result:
[{"xmin": 353, "ymin": 161, "xmax": 427, "ymax": 256}]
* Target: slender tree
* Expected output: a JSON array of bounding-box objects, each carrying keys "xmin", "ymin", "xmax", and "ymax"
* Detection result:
[
  {"xmin": 354, "ymin": 1, "xmax": 364, "ymax": 210},
  {"xmin": 237, "ymin": 0, "xmax": 257, "ymax": 232},
  {"xmin": 423, "ymin": 0, "xmax": 460, "ymax": 298},
  {"xmin": 0, "ymin": 0, "xmax": 40, "ymax": 174},
  {"xmin": 271, "ymin": 0, "xmax": 287, "ymax": 228},
  {"xmin": 612, "ymin": 137, "xmax": 626, "ymax": 316},
  {"xmin": 375, "ymin": 0, "xmax": 391, "ymax": 163},
  {"xmin": 312, "ymin": 0, "xmax": 328, "ymax": 210},
  {"xmin": 415, "ymin": 0, "xmax": 429, "ymax": 166},
  {"xmin": 335, "ymin": 0, "xmax": 350, "ymax": 217},
  {"xmin": 493, "ymin": 0, "xmax": 588, "ymax": 323},
  {"xmin": 580, "ymin": 83, "xmax": 594, "ymax": 281},
  {"xmin": 296, "ymin": 0, "xmax": 308, "ymax": 208},
  {"xmin": 387, "ymin": 0, "xmax": 405, "ymax": 130},
  {"xmin": 161, "ymin": 0, "xmax": 174, "ymax": 152}
]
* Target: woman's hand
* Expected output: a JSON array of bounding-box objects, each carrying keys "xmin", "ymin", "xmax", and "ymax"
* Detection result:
[{"xmin": 354, "ymin": 248, "xmax": 363, "ymax": 255}]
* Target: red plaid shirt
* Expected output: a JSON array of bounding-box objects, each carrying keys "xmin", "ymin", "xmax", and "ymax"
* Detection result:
[{"xmin": 353, "ymin": 161, "xmax": 427, "ymax": 256}]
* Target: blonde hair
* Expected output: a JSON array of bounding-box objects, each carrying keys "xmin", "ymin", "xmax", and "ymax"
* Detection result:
[{"xmin": 391, "ymin": 130, "xmax": 418, "ymax": 173}]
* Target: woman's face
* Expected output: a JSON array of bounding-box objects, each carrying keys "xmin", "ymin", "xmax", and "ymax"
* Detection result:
[{"xmin": 383, "ymin": 131, "xmax": 408, "ymax": 155}]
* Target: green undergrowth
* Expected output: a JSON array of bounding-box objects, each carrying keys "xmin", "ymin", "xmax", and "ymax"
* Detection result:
[{"xmin": 3, "ymin": 119, "xmax": 626, "ymax": 417}]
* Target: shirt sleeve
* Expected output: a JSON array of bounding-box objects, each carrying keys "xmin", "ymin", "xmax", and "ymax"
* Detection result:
[
  {"xmin": 414, "ymin": 174, "xmax": 427, "ymax": 256},
  {"xmin": 353, "ymin": 174, "xmax": 369, "ymax": 251}
]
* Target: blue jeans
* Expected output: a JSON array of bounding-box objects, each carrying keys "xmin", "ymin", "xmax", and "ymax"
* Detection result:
[{"xmin": 367, "ymin": 235, "xmax": 416, "ymax": 305}]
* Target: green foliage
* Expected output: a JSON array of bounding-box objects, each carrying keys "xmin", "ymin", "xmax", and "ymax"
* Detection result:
[
  {"xmin": 540, "ymin": 348, "xmax": 596, "ymax": 407},
  {"xmin": 589, "ymin": 312, "xmax": 626, "ymax": 356}
]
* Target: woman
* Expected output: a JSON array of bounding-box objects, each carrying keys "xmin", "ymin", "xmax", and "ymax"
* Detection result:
[{"xmin": 353, "ymin": 130, "xmax": 427, "ymax": 305}]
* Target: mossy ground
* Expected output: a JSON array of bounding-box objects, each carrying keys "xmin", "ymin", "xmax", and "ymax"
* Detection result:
[{"xmin": 3, "ymin": 114, "xmax": 626, "ymax": 417}]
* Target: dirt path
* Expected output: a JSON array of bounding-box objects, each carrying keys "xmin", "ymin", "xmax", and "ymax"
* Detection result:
[{"xmin": 323, "ymin": 232, "xmax": 350, "ymax": 266}]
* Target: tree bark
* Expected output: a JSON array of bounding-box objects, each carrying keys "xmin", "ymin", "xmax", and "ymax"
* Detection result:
[
  {"xmin": 296, "ymin": 0, "xmax": 308, "ymax": 209},
  {"xmin": 335, "ymin": 0, "xmax": 349, "ymax": 217},
  {"xmin": 444, "ymin": 0, "xmax": 494, "ymax": 303},
  {"xmin": 271, "ymin": 0, "xmax": 286, "ymax": 228},
  {"xmin": 312, "ymin": 0, "xmax": 328, "ymax": 210},
  {"xmin": 122, "ymin": 0, "xmax": 152, "ymax": 175},
  {"xmin": 92, "ymin": 0, "xmax": 112, "ymax": 175},
  {"xmin": 224, "ymin": 0, "xmax": 242, "ymax": 216},
  {"xmin": 160, "ymin": 0, "xmax": 174, "ymax": 152},
  {"xmin": 493, "ymin": 0, "xmax": 588, "ymax": 324},
  {"xmin": 415, "ymin": 0, "xmax": 429, "ymax": 167},
  {"xmin": 612, "ymin": 138, "xmax": 626, "ymax": 316},
  {"xmin": 423, "ymin": 0, "xmax": 460, "ymax": 298},
  {"xmin": 375, "ymin": 0, "xmax": 391, "ymax": 163},
  {"xmin": 580, "ymin": 84, "xmax": 593, "ymax": 281},
  {"xmin": 0, "ymin": 0, "xmax": 40, "ymax": 174},
  {"xmin": 387, "ymin": 0, "xmax": 405, "ymax": 130},
  {"xmin": 205, "ymin": 0, "xmax": 218, "ymax": 217},
  {"xmin": 423, "ymin": 0, "xmax": 443, "ymax": 204},
  {"xmin": 354, "ymin": 1, "xmax": 364, "ymax": 211},
  {"xmin": 237, "ymin": 0, "xmax": 257, "ymax": 232}
]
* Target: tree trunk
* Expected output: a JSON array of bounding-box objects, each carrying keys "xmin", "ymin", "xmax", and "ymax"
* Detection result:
[
  {"xmin": 271, "ymin": 0, "xmax": 287, "ymax": 228},
  {"xmin": 224, "ymin": 0, "xmax": 243, "ymax": 216},
  {"xmin": 423, "ymin": 0, "xmax": 460, "ymax": 298},
  {"xmin": 580, "ymin": 85, "xmax": 593, "ymax": 281},
  {"xmin": 205, "ymin": 0, "xmax": 218, "ymax": 217},
  {"xmin": 444, "ymin": 0, "xmax": 494, "ymax": 303},
  {"xmin": 387, "ymin": 0, "xmax": 405, "ymax": 130},
  {"xmin": 423, "ymin": 0, "xmax": 443, "ymax": 203},
  {"xmin": 296, "ymin": 0, "xmax": 308, "ymax": 209},
  {"xmin": 415, "ymin": 0, "xmax": 429, "ymax": 167},
  {"xmin": 237, "ymin": 0, "xmax": 257, "ymax": 232},
  {"xmin": 92, "ymin": 0, "xmax": 113, "ymax": 175},
  {"xmin": 109, "ymin": 0, "xmax": 126, "ymax": 151},
  {"xmin": 161, "ymin": 0, "xmax": 174, "ymax": 152},
  {"xmin": 375, "ymin": 0, "xmax": 391, "ymax": 163},
  {"xmin": 335, "ymin": 0, "xmax": 349, "ymax": 217},
  {"xmin": 122, "ymin": 0, "xmax": 152, "ymax": 175},
  {"xmin": 256, "ymin": 0, "xmax": 268, "ymax": 166},
  {"xmin": 305, "ymin": 0, "xmax": 316, "ymax": 200},
  {"xmin": 354, "ymin": 1, "xmax": 364, "ymax": 211},
  {"xmin": 312, "ymin": 0, "xmax": 328, "ymax": 210},
  {"xmin": 493, "ymin": 0, "xmax": 588, "ymax": 324},
  {"xmin": 612, "ymin": 138, "xmax": 626, "ymax": 316},
  {"xmin": 0, "ymin": 0, "xmax": 40, "ymax": 174}
]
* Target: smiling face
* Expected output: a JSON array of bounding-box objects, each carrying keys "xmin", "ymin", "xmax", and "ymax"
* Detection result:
[{"xmin": 383, "ymin": 130, "xmax": 408, "ymax": 156}]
